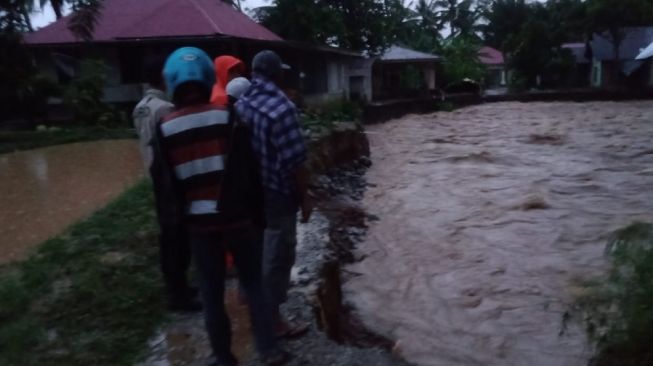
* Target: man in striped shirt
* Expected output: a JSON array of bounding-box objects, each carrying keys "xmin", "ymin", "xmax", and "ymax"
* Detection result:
[{"xmin": 155, "ymin": 47, "xmax": 286, "ymax": 366}]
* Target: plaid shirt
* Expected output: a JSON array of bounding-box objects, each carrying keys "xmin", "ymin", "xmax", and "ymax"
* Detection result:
[{"xmin": 235, "ymin": 76, "xmax": 307, "ymax": 195}]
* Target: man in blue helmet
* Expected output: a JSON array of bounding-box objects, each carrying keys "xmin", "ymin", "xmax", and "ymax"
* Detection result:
[
  {"xmin": 154, "ymin": 47, "xmax": 287, "ymax": 366},
  {"xmin": 235, "ymin": 50, "xmax": 312, "ymax": 338}
]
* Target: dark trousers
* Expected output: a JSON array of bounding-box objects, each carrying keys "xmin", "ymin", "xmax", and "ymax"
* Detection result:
[
  {"xmin": 190, "ymin": 227, "xmax": 277, "ymax": 363},
  {"xmin": 152, "ymin": 174, "xmax": 192, "ymax": 301},
  {"xmin": 262, "ymin": 190, "xmax": 299, "ymax": 314},
  {"xmin": 158, "ymin": 222, "xmax": 192, "ymax": 300}
]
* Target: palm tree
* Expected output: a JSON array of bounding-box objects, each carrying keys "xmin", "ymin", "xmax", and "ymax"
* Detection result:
[
  {"xmin": 67, "ymin": 0, "xmax": 102, "ymax": 41},
  {"xmin": 19, "ymin": 0, "xmax": 35, "ymax": 32},
  {"xmin": 435, "ymin": 0, "xmax": 482, "ymax": 39},
  {"xmin": 222, "ymin": 0, "xmax": 243, "ymax": 11},
  {"xmin": 40, "ymin": 0, "xmax": 66, "ymax": 19}
]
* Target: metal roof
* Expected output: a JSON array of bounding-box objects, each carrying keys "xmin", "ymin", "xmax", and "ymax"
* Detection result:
[
  {"xmin": 379, "ymin": 45, "xmax": 440, "ymax": 63},
  {"xmin": 636, "ymin": 41, "xmax": 653, "ymax": 60},
  {"xmin": 590, "ymin": 27, "xmax": 653, "ymax": 61},
  {"xmin": 24, "ymin": 0, "xmax": 282, "ymax": 45},
  {"xmin": 478, "ymin": 46, "xmax": 504, "ymax": 65}
]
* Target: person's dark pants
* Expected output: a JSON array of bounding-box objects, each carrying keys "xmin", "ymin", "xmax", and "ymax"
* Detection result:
[
  {"xmin": 262, "ymin": 190, "xmax": 299, "ymax": 316},
  {"xmin": 158, "ymin": 222, "xmax": 192, "ymax": 301},
  {"xmin": 151, "ymin": 174, "xmax": 192, "ymax": 302},
  {"xmin": 190, "ymin": 227, "xmax": 277, "ymax": 364}
]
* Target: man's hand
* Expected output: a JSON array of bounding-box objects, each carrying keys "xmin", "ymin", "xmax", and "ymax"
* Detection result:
[{"xmin": 300, "ymin": 193, "xmax": 313, "ymax": 223}]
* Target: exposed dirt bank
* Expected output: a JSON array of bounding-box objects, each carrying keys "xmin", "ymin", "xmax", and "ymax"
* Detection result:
[{"xmin": 140, "ymin": 125, "xmax": 406, "ymax": 366}]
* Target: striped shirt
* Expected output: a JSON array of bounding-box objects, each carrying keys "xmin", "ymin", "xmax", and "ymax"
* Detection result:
[{"xmin": 158, "ymin": 104, "xmax": 232, "ymax": 230}]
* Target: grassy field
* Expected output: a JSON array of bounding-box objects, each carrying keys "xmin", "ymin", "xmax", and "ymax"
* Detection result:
[
  {"xmin": 0, "ymin": 181, "xmax": 166, "ymax": 366},
  {"xmin": 0, "ymin": 127, "xmax": 136, "ymax": 154}
]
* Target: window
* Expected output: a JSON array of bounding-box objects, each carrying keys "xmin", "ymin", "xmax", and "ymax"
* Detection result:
[
  {"xmin": 302, "ymin": 60, "xmax": 328, "ymax": 94},
  {"xmin": 119, "ymin": 47, "xmax": 144, "ymax": 84}
]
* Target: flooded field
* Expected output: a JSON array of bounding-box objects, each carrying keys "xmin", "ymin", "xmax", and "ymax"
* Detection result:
[
  {"xmin": 0, "ymin": 140, "xmax": 143, "ymax": 264},
  {"xmin": 345, "ymin": 101, "xmax": 653, "ymax": 366}
]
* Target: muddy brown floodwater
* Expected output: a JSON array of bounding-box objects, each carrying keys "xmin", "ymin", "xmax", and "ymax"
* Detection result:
[
  {"xmin": 0, "ymin": 140, "xmax": 143, "ymax": 264},
  {"xmin": 345, "ymin": 101, "xmax": 653, "ymax": 366}
]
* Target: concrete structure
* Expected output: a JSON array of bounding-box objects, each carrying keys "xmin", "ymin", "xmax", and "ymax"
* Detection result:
[{"xmin": 370, "ymin": 45, "xmax": 441, "ymax": 101}]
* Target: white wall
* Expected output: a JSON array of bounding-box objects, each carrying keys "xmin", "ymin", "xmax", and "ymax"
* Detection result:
[
  {"xmin": 347, "ymin": 58, "xmax": 375, "ymax": 102},
  {"xmin": 304, "ymin": 56, "xmax": 353, "ymax": 107}
]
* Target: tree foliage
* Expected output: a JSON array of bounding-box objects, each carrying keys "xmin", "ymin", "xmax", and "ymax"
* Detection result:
[
  {"xmin": 435, "ymin": 0, "xmax": 483, "ymax": 39},
  {"xmin": 39, "ymin": 0, "xmax": 65, "ymax": 19},
  {"xmin": 481, "ymin": 0, "xmax": 586, "ymax": 89},
  {"xmin": 256, "ymin": 0, "xmax": 414, "ymax": 54},
  {"xmin": 441, "ymin": 36, "xmax": 485, "ymax": 85}
]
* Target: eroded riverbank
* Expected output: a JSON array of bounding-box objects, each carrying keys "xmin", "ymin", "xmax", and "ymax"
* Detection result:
[
  {"xmin": 345, "ymin": 101, "xmax": 653, "ymax": 366},
  {"xmin": 141, "ymin": 160, "xmax": 406, "ymax": 366}
]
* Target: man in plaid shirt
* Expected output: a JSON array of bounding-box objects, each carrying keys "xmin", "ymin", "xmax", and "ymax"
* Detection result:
[{"xmin": 235, "ymin": 50, "xmax": 312, "ymax": 337}]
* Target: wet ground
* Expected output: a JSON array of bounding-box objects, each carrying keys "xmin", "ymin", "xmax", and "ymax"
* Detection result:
[
  {"xmin": 141, "ymin": 161, "xmax": 405, "ymax": 366},
  {"xmin": 0, "ymin": 140, "xmax": 143, "ymax": 264},
  {"xmin": 344, "ymin": 101, "xmax": 653, "ymax": 366}
]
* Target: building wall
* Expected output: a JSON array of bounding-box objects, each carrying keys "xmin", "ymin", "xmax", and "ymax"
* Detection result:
[
  {"xmin": 304, "ymin": 56, "xmax": 353, "ymax": 107},
  {"xmin": 347, "ymin": 58, "xmax": 375, "ymax": 102},
  {"xmin": 34, "ymin": 46, "xmax": 144, "ymax": 105},
  {"xmin": 34, "ymin": 43, "xmax": 365, "ymax": 109},
  {"xmin": 484, "ymin": 66, "xmax": 507, "ymax": 88}
]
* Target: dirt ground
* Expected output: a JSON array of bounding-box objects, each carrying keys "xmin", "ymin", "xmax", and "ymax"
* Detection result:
[{"xmin": 344, "ymin": 101, "xmax": 653, "ymax": 366}]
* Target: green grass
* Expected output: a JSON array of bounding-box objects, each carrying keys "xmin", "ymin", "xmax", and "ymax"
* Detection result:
[
  {"xmin": 0, "ymin": 127, "xmax": 136, "ymax": 154},
  {"xmin": 577, "ymin": 222, "xmax": 653, "ymax": 366},
  {"xmin": 301, "ymin": 99, "xmax": 362, "ymax": 137},
  {"xmin": 0, "ymin": 181, "xmax": 166, "ymax": 366}
]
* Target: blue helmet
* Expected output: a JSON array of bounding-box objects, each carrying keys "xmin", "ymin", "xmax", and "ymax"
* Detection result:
[{"xmin": 163, "ymin": 47, "xmax": 215, "ymax": 99}]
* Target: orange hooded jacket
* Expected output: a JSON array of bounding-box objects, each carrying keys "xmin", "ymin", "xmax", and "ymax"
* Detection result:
[{"xmin": 210, "ymin": 56, "xmax": 246, "ymax": 107}]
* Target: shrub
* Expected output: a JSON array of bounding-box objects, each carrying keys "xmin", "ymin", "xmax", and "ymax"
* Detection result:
[
  {"xmin": 441, "ymin": 36, "xmax": 486, "ymax": 87},
  {"xmin": 578, "ymin": 222, "xmax": 653, "ymax": 365},
  {"xmin": 301, "ymin": 98, "xmax": 362, "ymax": 134},
  {"xmin": 508, "ymin": 72, "xmax": 529, "ymax": 93},
  {"xmin": 18, "ymin": 73, "xmax": 61, "ymax": 126},
  {"xmin": 63, "ymin": 59, "xmax": 122, "ymax": 127}
]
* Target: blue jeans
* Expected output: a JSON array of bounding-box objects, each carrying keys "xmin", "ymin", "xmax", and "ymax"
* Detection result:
[
  {"xmin": 262, "ymin": 190, "xmax": 299, "ymax": 313},
  {"xmin": 190, "ymin": 227, "xmax": 277, "ymax": 364}
]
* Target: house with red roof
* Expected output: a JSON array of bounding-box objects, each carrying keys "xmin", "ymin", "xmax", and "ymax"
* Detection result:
[
  {"xmin": 24, "ymin": 0, "xmax": 361, "ymax": 107},
  {"xmin": 478, "ymin": 46, "xmax": 507, "ymax": 88}
]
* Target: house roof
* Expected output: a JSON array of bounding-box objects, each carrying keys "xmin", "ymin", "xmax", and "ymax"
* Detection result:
[
  {"xmin": 379, "ymin": 45, "xmax": 440, "ymax": 63},
  {"xmin": 562, "ymin": 43, "xmax": 590, "ymax": 64},
  {"xmin": 478, "ymin": 46, "xmax": 504, "ymax": 65},
  {"xmin": 24, "ymin": 0, "xmax": 281, "ymax": 45},
  {"xmin": 636, "ymin": 40, "xmax": 653, "ymax": 60},
  {"xmin": 590, "ymin": 27, "xmax": 653, "ymax": 61}
]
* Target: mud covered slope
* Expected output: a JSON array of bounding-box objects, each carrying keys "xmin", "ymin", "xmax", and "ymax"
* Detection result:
[{"xmin": 345, "ymin": 101, "xmax": 653, "ymax": 366}]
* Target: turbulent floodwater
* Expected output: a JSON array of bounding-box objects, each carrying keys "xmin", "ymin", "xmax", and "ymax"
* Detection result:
[
  {"xmin": 345, "ymin": 101, "xmax": 653, "ymax": 366},
  {"xmin": 0, "ymin": 140, "xmax": 143, "ymax": 264}
]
